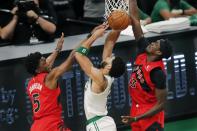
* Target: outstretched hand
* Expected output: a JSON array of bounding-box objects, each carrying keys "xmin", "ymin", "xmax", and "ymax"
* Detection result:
[
  {"xmin": 91, "ymin": 23, "xmax": 109, "ymax": 38},
  {"xmin": 56, "ymin": 33, "xmax": 64, "ymax": 50}
]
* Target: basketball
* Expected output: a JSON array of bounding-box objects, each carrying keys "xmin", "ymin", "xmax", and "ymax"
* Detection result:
[{"xmin": 107, "ymin": 10, "xmax": 131, "ymax": 30}]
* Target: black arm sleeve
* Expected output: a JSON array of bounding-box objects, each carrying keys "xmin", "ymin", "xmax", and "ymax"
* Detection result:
[
  {"xmin": 136, "ymin": 37, "xmax": 150, "ymax": 55},
  {"xmin": 150, "ymin": 68, "xmax": 166, "ymax": 89}
]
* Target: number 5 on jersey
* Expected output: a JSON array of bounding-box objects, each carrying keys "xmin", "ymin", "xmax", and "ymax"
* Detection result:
[{"xmin": 32, "ymin": 93, "xmax": 40, "ymax": 113}]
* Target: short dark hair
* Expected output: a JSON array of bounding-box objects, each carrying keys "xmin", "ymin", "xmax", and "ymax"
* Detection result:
[
  {"xmin": 109, "ymin": 57, "xmax": 125, "ymax": 78},
  {"xmin": 160, "ymin": 39, "xmax": 173, "ymax": 59},
  {"xmin": 25, "ymin": 52, "xmax": 42, "ymax": 75}
]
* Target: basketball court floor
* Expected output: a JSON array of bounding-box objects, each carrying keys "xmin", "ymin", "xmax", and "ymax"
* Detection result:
[{"xmin": 124, "ymin": 117, "xmax": 197, "ymax": 131}]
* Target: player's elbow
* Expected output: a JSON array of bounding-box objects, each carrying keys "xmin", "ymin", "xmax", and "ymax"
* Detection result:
[
  {"xmin": 51, "ymin": 67, "xmax": 62, "ymax": 78},
  {"xmin": 49, "ymin": 24, "xmax": 56, "ymax": 34},
  {"xmin": 46, "ymin": 24, "xmax": 56, "ymax": 34}
]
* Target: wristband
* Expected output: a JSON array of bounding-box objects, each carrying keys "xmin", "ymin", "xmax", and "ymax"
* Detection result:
[
  {"xmin": 86, "ymin": 33, "xmax": 92, "ymax": 38},
  {"xmin": 76, "ymin": 46, "xmax": 89, "ymax": 56},
  {"xmin": 55, "ymin": 48, "xmax": 61, "ymax": 53}
]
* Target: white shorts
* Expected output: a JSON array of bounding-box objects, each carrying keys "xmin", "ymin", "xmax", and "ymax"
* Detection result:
[{"xmin": 86, "ymin": 116, "xmax": 117, "ymax": 131}]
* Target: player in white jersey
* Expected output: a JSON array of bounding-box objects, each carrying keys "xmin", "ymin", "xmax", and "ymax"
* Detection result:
[{"xmin": 75, "ymin": 23, "xmax": 126, "ymax": 131}]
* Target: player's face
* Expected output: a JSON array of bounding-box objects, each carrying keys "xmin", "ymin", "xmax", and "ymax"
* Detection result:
[
  {"xmin": 106, "ymin": 55, "xmax": 115, "ymax": 65},
  {"xmin": 146, "ymin": 40, "xmax": 161, "ymax": 55},
  {"xmin": 37, "ymin": 57, "xmax": 50, "ymax": 73},
  {"xmin": 102, "ymin": 55, "xmax": 115, "ymax": 71}
]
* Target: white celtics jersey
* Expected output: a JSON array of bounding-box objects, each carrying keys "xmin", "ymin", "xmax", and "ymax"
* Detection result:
[{"xmin": 84, "ymin": 75, "xmax": 114, "ymax": 119}]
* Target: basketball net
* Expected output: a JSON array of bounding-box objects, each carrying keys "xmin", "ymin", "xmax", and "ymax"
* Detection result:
[{"xmin": 104, "ymin": 0, "xmax": 129, "ymax": 20}]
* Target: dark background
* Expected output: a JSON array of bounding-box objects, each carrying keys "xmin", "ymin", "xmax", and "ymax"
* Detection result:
[{"xmin": 0, "ymin": 29, "xmax": 197, "ymax": 131}]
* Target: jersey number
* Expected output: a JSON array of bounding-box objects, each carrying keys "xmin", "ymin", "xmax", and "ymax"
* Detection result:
[
  {"xmin": 32, "ymin": 93, "xmax": 40, "ymax": 112},
  {"xmin": 131, "ymin": 78, "xmax": 137, "ymax": 88}
]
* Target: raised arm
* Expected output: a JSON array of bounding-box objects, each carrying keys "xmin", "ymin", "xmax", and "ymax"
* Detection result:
[
  {"xmin": 129, "ymin": 0, "xmax": 144, "ymax": 40},
  {"xmin": 45, "ymin": 49, "xmax": 75, "ymax": 89},
  {"xmin": 102, "ymin": 30, "xmax": 120, "ymax": 60},
  {"xmin": 75, "ymin": 24, "xmax": 108, "ymax": 86},
  {"xmin": 44, "ymin": 34, "xmax": 76, "ymax": 89},
  {"xmin": 46, "ymin": 33, "xmax": 64, "ymax": 69}
]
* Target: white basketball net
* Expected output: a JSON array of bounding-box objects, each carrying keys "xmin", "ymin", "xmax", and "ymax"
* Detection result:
[{"xmin": 104, "ymin": 0, "xmax": 129, "ymax": 19}]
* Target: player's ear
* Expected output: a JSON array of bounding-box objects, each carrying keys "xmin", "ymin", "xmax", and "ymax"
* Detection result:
[
  {"xmin": 106, "ymin": 65, "xmax": 112, "ymax": 70},
  {"xmin": 99, "ymin": 61, "xmax": 108, "ymax": 68}
]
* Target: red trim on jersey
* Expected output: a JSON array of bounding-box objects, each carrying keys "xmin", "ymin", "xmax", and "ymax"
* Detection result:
[
  {"xmin": 27, "ymin": 73, "xmax": 64, "ymax": 131},
  {"xmin": 129, "ymin": 53, "xmax": 165, "ymax": 130}
]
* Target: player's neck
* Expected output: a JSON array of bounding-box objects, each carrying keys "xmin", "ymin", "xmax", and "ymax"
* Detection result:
[{"xmin": 147, "ymin": 55, "xmax": 158, "ymax": 62}]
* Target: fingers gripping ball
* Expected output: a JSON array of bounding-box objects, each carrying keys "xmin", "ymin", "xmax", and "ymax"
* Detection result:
[{"xmin": 107, "ymin": 10, "xmax": 131, "ymax": 30}]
